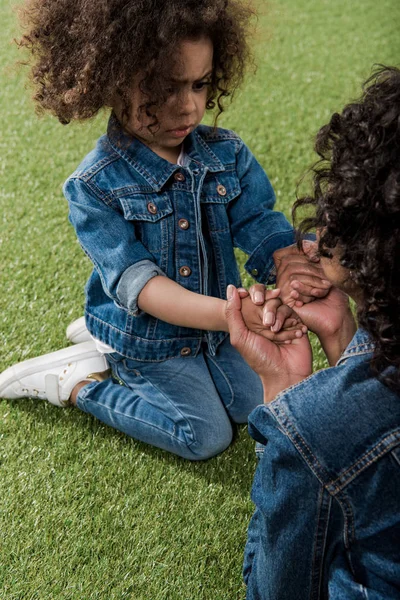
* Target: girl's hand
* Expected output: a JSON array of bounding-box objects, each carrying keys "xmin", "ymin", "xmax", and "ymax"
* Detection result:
[
  {"xmin": 273, "ymin": 242, "xmax": 331, "ymax": 307},
  {"xmin": 240, "ymin": 288, "xmax": 307, "ymax": 343},
  {"xmin": 226, "ymin": 286, "xmax": 313, "ymax": 403}
]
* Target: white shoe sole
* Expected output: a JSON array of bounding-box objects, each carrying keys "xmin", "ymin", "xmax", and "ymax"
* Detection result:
[
  {"xmin": 0, "ymin": 341, "xmax": 107, "ymax": 404},
  {"xmin": 66, "ymin": 317, "xmax": 92, "ymax": 344}
]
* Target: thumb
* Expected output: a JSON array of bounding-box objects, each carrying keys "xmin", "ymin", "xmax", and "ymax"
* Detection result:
[{"xmin": 225, "ymin": 285, "xmax": 248, "ymax": 346}]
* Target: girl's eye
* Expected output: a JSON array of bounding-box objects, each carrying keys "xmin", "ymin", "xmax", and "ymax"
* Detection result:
[{"xmin": 193, "ymin": 81, "xmax": 211, "ymax": 91}]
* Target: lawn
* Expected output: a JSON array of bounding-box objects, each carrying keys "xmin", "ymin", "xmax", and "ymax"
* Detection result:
[{"xmin": 0, "ymin": 0, "xmax": 399, "ymax": 598}]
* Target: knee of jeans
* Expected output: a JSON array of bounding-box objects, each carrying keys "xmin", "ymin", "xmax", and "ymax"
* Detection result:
[{"xmin": 187, "ymin": 423, "xmax": 233, "ymax": 461}]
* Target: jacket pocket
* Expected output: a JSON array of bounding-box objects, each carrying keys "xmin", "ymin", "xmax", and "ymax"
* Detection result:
[
  {"xmin": 119, "ymin": 193, "xmax": 173, "ymax": 253},
  {"xmin": 200, "ymin": 171, "xmax": 241, "ymax": 232}
]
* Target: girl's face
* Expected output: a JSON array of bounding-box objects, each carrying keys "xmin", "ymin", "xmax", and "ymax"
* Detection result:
[{"xmin": 119, "ymin": 37, "xmax": 214, "ymax": 163}]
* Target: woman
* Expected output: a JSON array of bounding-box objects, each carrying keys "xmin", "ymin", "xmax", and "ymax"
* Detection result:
[{"xmin": 226, "ymin": 66, "xmax": 400, "ymax": 599}]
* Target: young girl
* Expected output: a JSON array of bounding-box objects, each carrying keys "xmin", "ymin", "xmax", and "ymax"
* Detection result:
[
  {"xmin": 0, "ymin": 0, "xmax": 327, "ymax": 460},
  {"xmin": 226, "ymin": 66, "xmax": 400, "ymax": 598}
]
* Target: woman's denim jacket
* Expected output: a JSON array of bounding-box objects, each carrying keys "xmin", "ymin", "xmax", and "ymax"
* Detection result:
[
  {"xmin": 244, "ymin": 329, "xmax": 400, "ymax": 600},
  {"xmin": 64, "ymin": 114, "xmax": 294, "ymax": 360}
]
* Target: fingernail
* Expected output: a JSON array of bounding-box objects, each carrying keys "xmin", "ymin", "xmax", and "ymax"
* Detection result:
[
  {"xmin": 263, "ymin": 312, "xmax": 274, "ymax": 326},
  {"xmin": 227, "ymin": 285, "xmax": 234, "ymax": 300},
  {"xmin": 255, "ymin": 292, "xmax": 264, "ymax": 303},
  {"xmin": 295, "ymin": 330, "xmax": 303, "ymax": 337},
  {"xmin": 272, "ymin": 319, "xmax": 281, "ymax": 332},
  {"xmin": 322, "ymin": 280, "xmax": 331, "ymax": 285}
]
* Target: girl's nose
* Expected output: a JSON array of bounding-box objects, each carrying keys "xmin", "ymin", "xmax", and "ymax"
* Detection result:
[{"xmin": 177, "ymin": 90, "xmax": 196, "ymax": 115}]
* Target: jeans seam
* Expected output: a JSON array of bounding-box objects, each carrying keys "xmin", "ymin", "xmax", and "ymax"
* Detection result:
[
  {"xmin": 205, "ymin": 353, "xmax": 235, "ymax": 411},
  {"xmin": 114, "ymin": 363, "xmax": 197, "ymax": 447}
]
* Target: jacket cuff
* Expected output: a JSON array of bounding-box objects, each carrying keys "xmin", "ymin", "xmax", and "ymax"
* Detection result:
[
  {"xmin": 116, "ymin": 260, "xmax": 166, "ymax": 315},
  {"xmin": 244, "ymin": 229, "xmax": 296, "ymax": 284}
]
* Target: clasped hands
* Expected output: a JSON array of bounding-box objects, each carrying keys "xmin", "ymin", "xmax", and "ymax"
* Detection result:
[{"xmin": 226, "ymin": 242, "xmax": 353, "ymax": 403}]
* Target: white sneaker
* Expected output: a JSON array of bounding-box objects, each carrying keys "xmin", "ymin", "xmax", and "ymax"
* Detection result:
[
  {"xmin": 66, "ymin": 316, "xmax": 91, "ymax": 344},
  {"xmin": 0, "ymin": 341, "xmax": 109, "ymax": 407}
]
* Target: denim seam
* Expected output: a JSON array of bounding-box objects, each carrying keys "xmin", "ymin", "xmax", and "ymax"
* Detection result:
[
  {"xmin": 86, "ymin": 311, "xmax": 202, "ymax": 343},
  {"xmin": 204, "ymin": 353, "xmax": 235, "ymax": 412},
  {"xmin": 73, "ymin": 152, "xmax": 121, "ymax": 180},
  {"xmin": 78, "ymin": 374, "xmax": 196, "ymax": 446},
  {"xmin": 310, "ymin": 487, "xmax": 332, "ymax": 600},
  {"xmin": 326, "ymin": 430, "xmax": 400, "ymax": 492},
  {"xmin": 269, "ymin": 404, "xmax": 356, "ymax": 548},
  {"xmin": 269, "ymin": 404, "xmax": 334, "ymax": 488},
  {"xmin": 337, "ymin": 346, "xmax": 375, "ymax": 365},
  {"xmin": 120, "ymin": 368, "xmax": 197, "ymax": 447}
]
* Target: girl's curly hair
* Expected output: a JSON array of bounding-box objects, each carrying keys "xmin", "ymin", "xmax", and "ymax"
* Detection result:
[
  {"xmin": 17, "ymin": 0, "xmax": 254, "ymax": 125},
  {"xmin": 293, "ymin": 66, "xmax": 400, "ymax": 392}
]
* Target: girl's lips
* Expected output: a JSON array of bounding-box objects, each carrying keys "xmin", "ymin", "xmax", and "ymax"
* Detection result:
[{"xmin": 167, "ymin": 125, "xmax": 193, "ymax": 138}]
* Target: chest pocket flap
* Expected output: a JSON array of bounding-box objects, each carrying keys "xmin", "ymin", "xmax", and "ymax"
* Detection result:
[
  {"xmin": 200, "ymin": 171, "xmax": 241, "ymax": 204},
  {"xmin": 119, "ymin": 193, "xmax": 173, "ymax": 222}
]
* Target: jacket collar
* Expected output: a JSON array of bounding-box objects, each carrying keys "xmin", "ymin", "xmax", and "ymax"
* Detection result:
[
  {"xmin": 107, "ymin": 113, "xmax": 225, "ymax": 191},
  {"xmin": 337, "ymin": 328, "xmax": 376, "ymax": 365}
]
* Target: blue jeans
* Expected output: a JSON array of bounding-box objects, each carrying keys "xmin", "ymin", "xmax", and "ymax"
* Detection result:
[{"xmin": 76, "ymin": 338, "xmax": 263, "ymax": 460}]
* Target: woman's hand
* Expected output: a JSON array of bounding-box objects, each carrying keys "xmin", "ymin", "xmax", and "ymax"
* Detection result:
[
  {"xmin": 273, "ymin": 242, "xmax": 331, "ymax": 307},
  {"xmin": 226, "ymin": 285, "xmax": 313, "ymax": 403},
  {"xmin": 293, "ymin": 286, "xmax": 356, "ymax": 365},
  {"xmin": 240, "ymin": 288, "xmax": 308, "ymax": 343}
]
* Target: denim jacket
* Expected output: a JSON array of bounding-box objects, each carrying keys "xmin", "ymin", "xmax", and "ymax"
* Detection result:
[
  {"xmin": 244, "ymin": 329, "xmax": 400, "ymax": 599},
  {"xmin": 64, "ymin": 114, "xmax": 294, "ymax": 360}
]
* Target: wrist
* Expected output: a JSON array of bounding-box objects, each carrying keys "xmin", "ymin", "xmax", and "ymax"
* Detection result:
[
  {"xmin": 260, "ymin": 375, "xmax": 293, "ymax": 404},
  {"xmin": 319, "ymin": 309, "xmax": 356, "ymax": 365},
  {"xmin": 219, "ymin": 299, "xmax": 229, "ymax": 332}
]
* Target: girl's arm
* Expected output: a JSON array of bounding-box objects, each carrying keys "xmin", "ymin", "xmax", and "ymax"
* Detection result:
[
  {"xmin": 138, "ymin": 277, "xmax": 306, "ymax": 342},
  {"xmin": 138, "ymin": 275, "xmax": 228, "ymax": 331}
]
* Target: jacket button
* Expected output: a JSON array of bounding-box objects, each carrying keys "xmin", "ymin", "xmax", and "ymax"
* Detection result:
[
  {"xmin": 180, "ymin": 347, "xmax": 192, "ymax": 356},
  {"xmin": 174, "ymin": 172, "xmax": 185, "ymax": 182},
  {"xmin": 147, "ymin": 202, "xmax": 158, "ymax": 214},
  {"xmin": 179, "ymin": 266, "xmax": 192, "ymax": 277},
  {"xmin": 251, "ymin": 268, "xmax": 259, "ymax": 276},
  {"xmin": 178, "ymin": 218, "xmax": 190, "ymax": 230},
  {"xmin": 216, "ymin": 184, "xmax": 227, "ymax": 196}
]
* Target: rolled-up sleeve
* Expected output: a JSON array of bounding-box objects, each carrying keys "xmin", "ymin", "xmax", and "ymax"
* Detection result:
[{"xmin": 64, "ymin": 177, "xmax": 166, "ymax": 315}]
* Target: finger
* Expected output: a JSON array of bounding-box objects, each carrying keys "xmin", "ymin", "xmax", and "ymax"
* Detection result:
[
  {"xmin": 290, "ymin": 289, "xmax": 316, "ymax": 304},
  {"xmin": 278, "ymin": 260, "xmax": 326, "ymax": 278},
  {"xmin": 249, "ymin": 283, "xmax": 266, "ymax": 305},
  {"xmin": 259, "ymin": 326, "xmax": 305, "ymax": 342},
  {"xmin": 271, "ymin": 304, "xmax": 301, "ymax": 332},
  {"xmin": 290, "ymin": 276, "xmax": 331, "ymax": 290},
  {"xmin": 301, "ymin": 240, "xmax": 319, "ymax": 262},
  {"xmin": 226, "ymin": 285, "xmax": 248, "ymax": 347},
  {"xmin": 237, "ymin": 287, "xmax": 250, "ymax": 299},
  {"xmin": 264, "ymin": 288, "xmax": 281, "ymax": 300},
  {"xmin": 262, "ymin": 297, "xmax": 282, "ymax": 327}
]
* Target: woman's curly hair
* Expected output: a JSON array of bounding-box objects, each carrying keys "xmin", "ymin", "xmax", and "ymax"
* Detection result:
[
  {"xmin": 17, "ymin": 0, "xmax": 254, "ymax": 125},
  {"xmin": 293, "ymin": 66, "xmax": 400, "ymax": 392}
]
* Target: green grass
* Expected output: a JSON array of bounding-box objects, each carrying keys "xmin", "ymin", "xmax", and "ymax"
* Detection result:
[{"xmin": 0, "ymin": 0, "xmax": 399, "ymax": 598}]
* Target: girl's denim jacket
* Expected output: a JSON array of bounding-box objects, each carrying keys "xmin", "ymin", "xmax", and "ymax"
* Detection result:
[
  {"xmin": 64, "ymin": 114, "xmax": 294, "ymax": 360},
  {"xmin": 244, "ymin": 329, "xmax": 400, "ymax": 599}
]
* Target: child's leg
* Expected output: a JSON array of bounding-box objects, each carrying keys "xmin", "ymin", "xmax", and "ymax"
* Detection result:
[
  {"xmin": 76, "ymin": 350, "xmax": 233, "ymax": 461},
  {"xmin": 204, "ymin": 337, "xmax": 264, "ymax": 423}
]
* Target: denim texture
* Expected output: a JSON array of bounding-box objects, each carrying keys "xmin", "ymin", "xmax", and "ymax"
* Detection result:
[
  {"xmin": 244, "ymin": 329, "xmax": 400, "ymax": 599},
  {"xmin": 64, "ymin": 113, "xmax": 294, "ymax": 360},
  {"xmin": 77, "ymin": 337, "xmax": 263, "ymax": 460}
]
